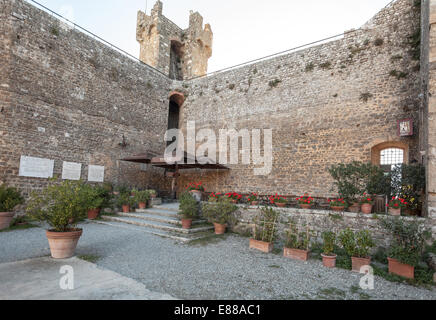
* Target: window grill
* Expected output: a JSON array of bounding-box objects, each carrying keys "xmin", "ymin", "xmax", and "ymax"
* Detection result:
[{"xmin": 380, "ymin": 148, "xmax": 404, "ymax": 167}]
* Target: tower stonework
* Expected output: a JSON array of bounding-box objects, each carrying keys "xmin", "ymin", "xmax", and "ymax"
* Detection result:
[{"xmin": 136, "ymin": 1, "xmax": 213, "ymax": 80}]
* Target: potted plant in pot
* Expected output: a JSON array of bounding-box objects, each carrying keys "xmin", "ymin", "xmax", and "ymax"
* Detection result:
[
  {"xmin": 202, "ymin": 197, "xmax": 237, "ymax": 235},
  {"xmin": 135, "ymin": 190, "xmax": 150, "ymax": 209},
  {"xmin": 360, "ymin": 193, "xmax": 374, "ymax": 214},
  {"xmin": 328, "ymin": 198, "xmax": 346, "ymax": 212},
  {"xmin": 0, "ymin": 184, "xmax": 24, "ymax": 230},
  {"xmin": 296, "ymin": 194, "xmax": 314, "ymax": 210},
  {"xmin": 269, "ymin": 194, "xmax": 287, "ymax": 208},
  {"xmin": 283, "ymin": 221, "xmax": 312, "ymax": 261},
  {"xmin": 178, "ymin": 192, "xmax": 198, "ymax": 229},
  {"xmin": 148, "ymin": 189, "xmax": 157, "ymax": 199},
  {"xmin": 339, "ymin": 228, "xmax": 375, "ymax": 273},
  {"xmin": 247, "ymin": 193, "xmax": 259, "ymax": 206},
  {"xmin": 83, "ymin": 185, "xmax": 105, "ymax": 220},
  {"xmin": 225, "ymin": 192, "xmax": 242, "ymax": 204},
  {"xmin": 321, "ymin": 231, "xmax": 337, "ymax": 268},
  {"xmin": 387, "ymin": 197, "xmax": 407, "ymax": 216},
  {"xmin": 250, "ymin": 207, "xmax": 279, "ymax": 253},
  {"xmin": 380, "ymin": 217, "xmax": 430, "ymax": 279},
  {"xmin": 117, "ymin": 192, "xmax": 134, "ymax": 213},
  {"xmin": 26, "ymin": 180, "xmax": 87, "ymax": 259},
  {"xmin": 186, "ymin": 183, "xmax": 205, "ymax": 202}
]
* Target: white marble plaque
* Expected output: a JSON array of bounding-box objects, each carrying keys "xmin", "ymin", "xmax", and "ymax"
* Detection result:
[
  {"xmin": 62, "ymin": 161, "xmax": 82, "ymax": 181},
  {"xmin": 88, "ymin": 165, "xmax": 105, "ymax": 182},
  {"xmin": 19, "ymin": 156, "xmax": 54, "ymax": 179}
]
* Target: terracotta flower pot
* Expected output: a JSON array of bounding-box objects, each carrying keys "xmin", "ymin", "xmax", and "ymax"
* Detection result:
[
  {"xmin": 321, "ymin": 254, "xmax": 337, "ymax": 268},
  {"xmin": 250, "ymin": 201, "xmax": 259, "ymax": 206},
  {"xmin": 0, "ymin": 212, "xmax": 14, "ymax": 230},
  {"xmin": 361, "ymin": 203, "xmax": 373, "ymax": 214},
  {"xmin": 249, "ymin": 239, "xmax": 273, "ymax": 253},
  {"xmin": 231, "ymin": 199, "xmax": 238, "ymax": 204},
  {"xmin": 388, "ymin": 258, "xmax": 414, "ymax": 279},
  {"xmin": 299, "ymin": 204, "xmax": 312, "ymax": 210},
  {"xmin": 190, "ymin": 190, "xmax": 203, "ymax": 202},
  {"xmin": 276, "ymin": 203, "xmax": 286, "ymax": 208},
  {"xmin": 213, "ymin": 223, "xmax": 227, "ymax": 235},
  {"xmin": 46, "ymin": 229, "xmax": 83, "ymax": 259},
  {"xmin": 348, "ymin": 203, "xmax": 360, "ymax": 213},
  {"xmin": 151, "ymin": 194, "xmax": 157, "ymax": 199},
  {"xmin": 138, "ymin": 202, "xmax": 147, "ymax": 209},
  {"xmin": 330, "ymin": 206, "xmax": 345, "ymax": 212},
  {"xmin": 389, "ymin": 208, "xmax": 401, "ymax": 216},
  {"xmin": 122, "ymin": 205, "xmax": 130, "ymax": 213},
  {"xmin": 351, "ymin": 256, "xmax": 371, "ymax": 273},
  {"xmin": 87, "ymin": 208, "xmax": 100, "ymax": 220},
  {"xmin": 283, "ymin": 248, "xmax": 309, "ymax": 261},
  {"xmin": 181, "ymin": 218, "xmax": 193, "ymax": 229}
]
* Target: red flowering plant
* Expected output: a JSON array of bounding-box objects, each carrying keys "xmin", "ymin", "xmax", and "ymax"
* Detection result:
[
  {"xmin": 269, "ymin": 194, "xmax": 287, "ymax": 204},
  {"xmin": 387, "ymin": 197, "xmax": 408, "ymax": 209},
  {"xmin": 247, "ymin": 193, "xmax": 259, "ymax": 203},
  {"xmin": 297, "ymin": 194, "xmax": 314, "ymax": 205},
  {"xmin": 225, "ymin": 192, "xmax": 243, "ymax": 202},
  {"xmin": 328, "ymin": 198, "xmax": 346, "ymax": 207},
  {"xmin": 360, "ymin": 193, "xmax": 374, "ymax": 205},
  {"xmin": 185, "ymin": 182, "xmax": 205, "ymax": 192},
  {"xmin": 208, "ymin": 192, "xmax": 223, "ymax": 202}
]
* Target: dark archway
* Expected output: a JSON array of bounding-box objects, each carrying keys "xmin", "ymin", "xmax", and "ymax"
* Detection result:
[{"xmin": 169, "ymin": 40, "xmax": 184, "ymax": 80}]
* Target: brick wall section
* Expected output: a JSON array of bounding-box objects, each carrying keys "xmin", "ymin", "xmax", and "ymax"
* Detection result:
[
  {"xmin": 229, "ymin": 206, "xmax": 436, "ymax": 246},
  {"xmin": 178, "ymin": 0, "xmax": 421, "ymax": 199},
  {"xmin": 0, "ymin": 0, "xmax": 173, "ymax": 197}
]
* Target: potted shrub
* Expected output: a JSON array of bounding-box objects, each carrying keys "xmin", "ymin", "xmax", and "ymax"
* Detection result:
[
  {"xmin": 328, "ymin": 198, "xmax": 346, "ymax": 212},
  {"xmin": 380, "ymin": 217, "xmax": 430, "ymax": 279},
  {"xmin": 360, "ymin": 193, "xmax": 374, "ymax": 214},
  {"xmin": 86, "ymin": 186, "xmax": 104, "ymax": 220},
  {"xmin": 269, "ymin": 194, "xmax": 287, "ymax": 208},
  {"xmin": 26, "ymin": 180, "xmax": 87, "ymax": 259},
  {"xmin": 0, "ymin": 185, "xmax": 24, "ymax": 230},
  {"xmin": 135, "ymin": 190, "xmax": 150, "ymax": 209},
  {"xmin": 225, "ymin": 192, "xmax": 242, "ymax": 204},
  {"xmin": 387, "ymin": 197, "xmax": 407, "ymax": 216},
  {"xmin": 339, "ymin": 228, "xmax": 375, "ymax": 273},
  {"xmin": 186, "ymin": 183, "xmax": 205, "ymax": 202},
  {"xmin": 247, "ymin": 193, "xmax": 259, "ymax": 206},
  {"xmin": 117, "ymin": 192, "xmax": 134, "ymax": 213},
  {"xmin": 284, "ymin": 222, "xmax": 312, "ymax": 261},
  {"xmin": 202, "ymin": 197, "xmax": 237, "ymax": 234},
  {"xmin": 296, "ymin": 194, "xmax": 314, "ymax": 209},
  {"xmin": 250, "ymin": 207, "xmax": 279, "ymax": 253},
  {"xmin": 148, "ymin": 189, "xmax": 157, "ymax": 199},
  {"xmin": 321, "ymin": 231, "xmax": 337, "ymax": 268},
  {"xmin": 178, "ymin": 192, "xmax": 198, "ymax": 229}
]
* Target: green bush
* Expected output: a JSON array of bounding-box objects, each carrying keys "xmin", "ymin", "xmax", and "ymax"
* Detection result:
[
  {"xmin": 285, "ymin": 221, "xmax": 312, "ymax": 250},
  {"xmin": 390, "ymin": 164, "xmax": 425, "ymax": 210},
  {"xmin": 322, "ymin": 231, "xmax": 336, "ymax": 256},
  {"xmin": 253, "ymin": 207, "xmax": 280, "ymax": 243},
  {"xmin": 82, "ymin": 184, "xmax": 105, "ymax": 210},
  {"xmin": 179, "ymin": 192, "xmax": 198, "ymax": 220},
  {"xmin": 0, "ymin": 185, "xmax": 24, "ymax": 212},
  {"xmin": 134, "ymin": 190, "xmax": 150, "ymax": 204},
  {"xmin": 116, "ymin": 192, "xmax": 135, "ymax": 208},
  {"xmin": 26, "ymin": 180, "xmax": 87, "ymax": 232},
  {"xmin": 339, "ymin": 228, "xmax": 374, "ymax": 258},
  {"xmin": 202, "ymin": 198, "xmax": 237, "ymax": 224},
  {"xmin": 380, "ymin": 216, "xmax": 431, "ymax": 266},
  {"xmin": 329, "ymin": 162, "xmax": 389, "ymax": 203}
]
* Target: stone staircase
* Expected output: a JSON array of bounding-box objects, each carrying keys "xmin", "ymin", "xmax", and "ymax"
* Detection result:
[{"xmin": 97, "ymin": 202, "xmax": 215, "ymax": 243}]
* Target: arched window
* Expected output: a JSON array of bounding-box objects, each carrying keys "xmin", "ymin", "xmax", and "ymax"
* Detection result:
[{"xmin": 380, "ymin": 148, "xmax": 404, "ymax": 172}]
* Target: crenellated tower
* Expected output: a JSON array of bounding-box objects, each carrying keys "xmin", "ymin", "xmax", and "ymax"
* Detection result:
[{"xmin": 136, "ymin": 1, "xmax": 213, "ymax": 80}]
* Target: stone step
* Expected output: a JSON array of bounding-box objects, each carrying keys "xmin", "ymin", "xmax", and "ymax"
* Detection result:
[
  {"xmin": 92, "ymin": 220, "xmax": 213, "ymax": 243},
  {"xmin": 135, "ymin": 208, "xmax": 179, "ymax": 218},
  {"xmin": 153, "ymin": 203, "xmax": 180, "ymax": 212},
  {"xmin": 117, "ymin": 212, "xmax": 207, "ymax": 226},
  {"xmin": 101, "ymin": 215, "xmax": 214, "ymax": 235}
]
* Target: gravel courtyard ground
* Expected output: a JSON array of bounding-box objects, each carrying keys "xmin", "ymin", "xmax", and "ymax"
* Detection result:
[{"xmin": 1, "ymin": 221, "xmax": 435, "ymax": 300}]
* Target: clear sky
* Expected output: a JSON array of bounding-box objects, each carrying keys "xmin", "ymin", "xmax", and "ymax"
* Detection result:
[{"xmin": 26, "ymin": 0, "xmax": 394, "ymax": 73}]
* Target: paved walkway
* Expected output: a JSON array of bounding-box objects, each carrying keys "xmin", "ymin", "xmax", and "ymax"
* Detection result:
[
  {"xmin": 1, "ymin": 222, "xmax": 435, "ymax": 300},
  {"xmin": 0, "ymin": 257, "xmax": 175, "ymax": 300}
]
